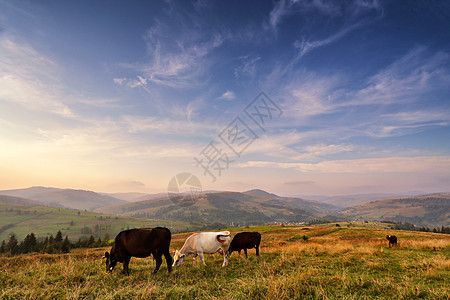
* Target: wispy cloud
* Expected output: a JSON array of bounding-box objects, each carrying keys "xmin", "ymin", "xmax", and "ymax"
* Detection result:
[
  {"xmin": 0, "ymin": 39, "xmax": 76, "ymax": 118},
  {"xmin": 119, "ymin": 115, "xmax": 219, "ymax": 136},
  {"xmin": 284, "ymin": 180, "xmax": 315, "ymax": 186},
  {"xmin": 293, "ymin": 143, "xmax": 354, "ymax": 161},
  {"xmin": 268, "ymin": 0, "xmax": 340, "ymax": 31},
  {"xmin": 218, "ymin": 90, "xmax": 235, "ymax": 101},
  {"xmin": 239, "ymin": 156, "xmax": 450, "ymax": 174},
  {"xmin": 383, "ymin": 110, "xmax": 449, "ymax": 124},
  {"xmin": 278, "ymin": 73, "xmax": 341, "ymax": 118},
  {"xmin": 362, "ymin": 109, "xmax": 450, "ymax": 138},
  {"xmin": 292, "ymin": 19, "xmax": 368, "ymax": 63},
  {"xmin": 353, "ymin": 47, "xmax": 450, "ymax": 106},
  {"xmin": 234, "ymin": 55, "xmax": 261, "ymax": 79},
  {"xmin": 118, "ymin": 19, "xmax": 226, "ymax": 89},
  {"xmin": 277, "ymin": 45, "xmax": 450, "ymax": 140},
  {"xmin": 268, "ymin": 0, "xmax": 381, "ymax": 32}
]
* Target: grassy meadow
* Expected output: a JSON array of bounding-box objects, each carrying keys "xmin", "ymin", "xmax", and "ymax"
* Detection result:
[
  {"xmin": 0, "ymin": 202, "xmax": 192, "ymax": 242},
  {"xmin": 1, "ymin": 224, "xmax": 449, "ymax": 299}
]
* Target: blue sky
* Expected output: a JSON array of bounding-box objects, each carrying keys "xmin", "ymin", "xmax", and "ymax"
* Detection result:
[{"xmin": 0, "ymin": 0, "xmax": 449, "ymax": 196}]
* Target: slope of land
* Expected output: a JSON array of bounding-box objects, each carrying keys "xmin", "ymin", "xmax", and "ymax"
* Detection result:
[
  {"xmin": 0, "ymin": 202, "xmax": 194, "ymax": 242},
  {"xmin": 0, "ymin": 195, "xmax": 43, "ymax": 207},
  {"xmin": 1, "ymin": 224, "xmax": 449, "ymax": 299},
  {"xmin": 328, "ymin": 193, "xmax": 450, "ymax": 227},
  {"xmin": 291, "ymin": 192, "xmax": 425, "ymax": 208},
  {"xmin": 101, "ymin": 192, "xmax": 148, "ymax": 202},
  {"xmin": 97, "ymin": 191, "xmax": 325, "ymax": 226},
  {"xmin": 244, "ymin": 189, "xmax": 340, "ymax": 214},
  {"xmin": 0, "ymin": 187, "xmax": 126, "ymax": 211}
]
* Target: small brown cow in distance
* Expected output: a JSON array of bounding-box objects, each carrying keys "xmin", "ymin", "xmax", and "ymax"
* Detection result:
[
  {"xmin": 228, "ymin": 231, "xmax": 261, "ymax": 258},
  {"xmin": 103, "ymin": 227, "xmax": 173, "ymax": 275},
  {"xmin": 386, "ymin": 235, "xmax": 397, "ymax": 247}
]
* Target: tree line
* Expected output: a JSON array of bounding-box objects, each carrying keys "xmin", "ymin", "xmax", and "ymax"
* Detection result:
[{"xmin": 0, "ymin": 231, "xmax": 111, "ymax": 256}]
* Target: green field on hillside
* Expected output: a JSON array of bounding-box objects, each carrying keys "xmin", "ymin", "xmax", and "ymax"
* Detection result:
[
  {"xmin": 1, "ymin": 224, "xmax": 449, "ymax": 299},
  {"xmin": 0, "ymin": 203, "xmax": 195, "ymax": 242}
]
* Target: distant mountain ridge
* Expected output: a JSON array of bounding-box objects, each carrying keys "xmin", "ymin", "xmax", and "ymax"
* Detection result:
[
  {"xmin": 243, "ymin": 189, "xmax": 340, "ymax": 214},
  {"xmin": 0, "ymin": 195, "xmax": 43, "ymax": 207},
  {"xmin": 97, "ymin": 189, "xmax": 341, "ymax": 226},
  {"xmin": 0, "ymin": 187, "xmax": 126, "ymax": 211},
  {"xmin": 289, "ymin": 192, "xmax": 428, "ymax": 208},
  {"xmin": 327, "ymin": 193, "xmax": 450, "ymax": 227},
  {"xmin": 1, "ymin": 186, "xmax": 448, "ymax": 228}
]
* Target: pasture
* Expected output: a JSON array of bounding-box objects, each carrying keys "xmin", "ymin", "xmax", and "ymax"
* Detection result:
[
  {"xmin": 1, "ymin": 225, "xmax": 449, "ymax": 299},
  {"xmin": 0, "ymin": 202, "xmax": 191, "ymax": 242}
]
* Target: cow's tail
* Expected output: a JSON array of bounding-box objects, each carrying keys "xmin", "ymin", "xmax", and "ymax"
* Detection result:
[{"xmin": 216, "ymin": 233, "xmax": 230, "ymax": 244}]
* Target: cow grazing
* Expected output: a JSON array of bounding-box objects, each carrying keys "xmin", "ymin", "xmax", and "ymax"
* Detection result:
[
  {"xmin": 228, "ymin": 232, "xmax": 261, "ymax": 258},
  {"xmin": 103, "ymin": 227, "xmax": 173, "ymax": 275},
  {"xmin": 386, "ymin": 235, "xmax": 397, "ymax": 247},
  {"xmin": 173, "ymin": 231, "xmax": 231, "ymax": 267}
]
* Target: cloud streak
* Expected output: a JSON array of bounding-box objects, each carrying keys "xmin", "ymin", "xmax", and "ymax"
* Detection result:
[
  {"xmin": 0, "ymin": 39, "xmax": 76, "ymax": 118},
  {"xmin": 239, "ymin": 156, "xmax": 450, "ymax": 174}
]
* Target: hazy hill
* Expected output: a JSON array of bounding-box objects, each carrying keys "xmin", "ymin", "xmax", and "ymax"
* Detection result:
[
  {"xmin": 244, "ymin": 189, "xmax": 340, "ymax": 214},
  {"xmin": 244, "ymin": 189, "xmax": 281, "ymax": 199},
  {"xmin": 102, "ymin": 192, "xmax": 172, "ymax": 202},
  {"xmin": 101, "ymin": 192, "xmax": 145, "ymax": 201},
  {"xmin": 328, "ymin": 193, "xmax": 450, "ymax": 227},
  {"xmin": 0, "ymin": 186, "xmax": 61, "ymax": 199},
  {"xmin": 293, "ymin": 192, "xmax": 425, "ymax": 208},
  {"xmin": 0, "ymin": 187, "xmax": 127, "ymax": 211},
  {"xmin": 98, "ymin": 190, "xmax": 325, "ymax": 226},
  {"xmin": 127, "ymin": 191, "xmax": 220, "ymax": 202},
  {"xmin": 131, "ymin": 193, "xmax": 172, "ymax": 202},
  {"xmin": 0, "ymin": 195, "xmax": 43, "ymax": 207}
]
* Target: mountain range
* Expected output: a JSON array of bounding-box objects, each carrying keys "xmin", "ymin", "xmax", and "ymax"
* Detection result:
[
  {"xmin": 96, "ymin": 189, "xmax": 339, "ymax": 226},
  {"xmin": 0, "ymin": 187, "xmax": 448, "ymax": 228},
  {"xmin": 328, "ymin": 193, "xmax": 450, "ymax": 227},
  {"xmin": 0, "ymin": 187, "xmax": 126, "ymax": 211}
]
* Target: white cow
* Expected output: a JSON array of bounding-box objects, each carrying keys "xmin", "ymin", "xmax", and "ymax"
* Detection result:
[{"xmin": 173, "ymin": 231, "xmax": 231, "ymax": 267}]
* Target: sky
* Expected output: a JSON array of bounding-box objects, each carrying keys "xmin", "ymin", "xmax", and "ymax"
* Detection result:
[{"xmin": 0, "ymin": 0, "xmax": 449, "ymax": 196}]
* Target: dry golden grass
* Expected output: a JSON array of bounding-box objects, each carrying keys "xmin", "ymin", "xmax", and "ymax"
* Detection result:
[{"xmin": 1, "ymin": 225, "xmax": 449, "ymax": 299}]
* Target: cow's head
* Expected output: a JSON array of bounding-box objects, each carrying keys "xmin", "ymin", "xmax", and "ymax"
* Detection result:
[
  {"xmin": 386, "ymin": 235, "xmax": 390, "ymax": 239},
  {"xmin": 172, "ymin": 250, "xmax": 186, "ymax": 267},
  {"xmin": 103, "ymin": 251, "xmax": 117, "ymax": 273}
]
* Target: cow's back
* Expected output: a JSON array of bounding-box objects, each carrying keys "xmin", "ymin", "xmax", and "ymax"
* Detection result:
[
  {"xmin": 117, "ymin": 227, "xmax": 171, "ymax": 258},
  {"xmin": 182, "ymin": 231, "xmax": 230, "ymax": 254},
  {"xmin": 230, "ymin": 232, "xmax": 261, "ymax": 250}
]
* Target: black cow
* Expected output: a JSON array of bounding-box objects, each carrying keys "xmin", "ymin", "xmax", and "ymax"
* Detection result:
[
  {"xmin": 386, "ymin": 235, "xmax": 397, "ymax": 247},
  {"xmin": 228, "ymin": 232, "xmax": 261, "ymax": 258},
  {"xmin": 103, "ymin": 227, "xmax": 173, "ymax": 275}
]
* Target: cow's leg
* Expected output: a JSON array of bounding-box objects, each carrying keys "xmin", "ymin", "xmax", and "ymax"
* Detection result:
[
  {"xmin": 123, "ymin": 257, "xmax": 131, "ymax": 275},
  {"xmin": 153, "ymin": 253, "xmax": 163, "ymax": 275},
  {"xmin": 222, "ymin": 251, "xmax": 229, "ymax": 267},
  {"xmin": 256, "ymin": 246, "xmax": 260, "ymax": 256},
  {"xmin": 164, "ymin": 250, "xmax": 173, "ymax": 273},
  {"xmin": 244, "ymin": 248, "xmax": 248, "ymax": 258},
  {"xmin": 198, "ymin": 252, "xmax": 206, "ymax": 266}
]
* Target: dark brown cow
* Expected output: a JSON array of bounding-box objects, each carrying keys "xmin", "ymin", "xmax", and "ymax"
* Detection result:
[
  {"xmin": 103, "ymin": 227, "xmax": 172, "ymax": 275},
  {"xmin": 228, "ymin": 232, "xmax": 261, "ymax": 258},
  {"xmin": 386, "ymin": 235, "xmax": 397, "ymax": 247}
]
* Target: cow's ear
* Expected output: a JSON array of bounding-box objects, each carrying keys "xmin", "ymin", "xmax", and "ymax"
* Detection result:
[
  {"xmin": 103, "ymin": 251, "xmax": 109, "ymax": 259},
  {"xmin": 180, "ymin": 253, "xmax": 186, "ymax": 258}
]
